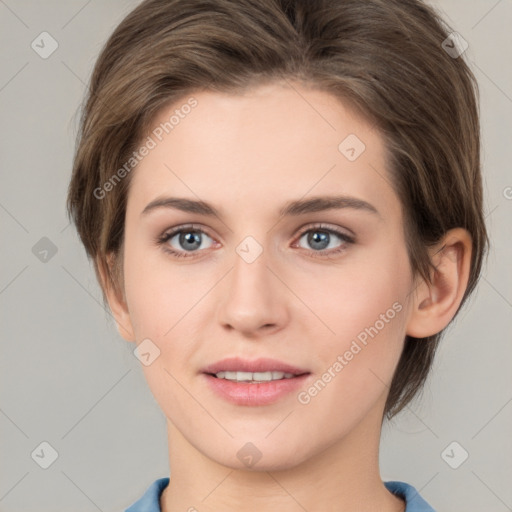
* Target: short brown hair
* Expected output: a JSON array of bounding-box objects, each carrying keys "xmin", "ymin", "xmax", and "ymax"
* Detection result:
[{"xmin": 66, "ymin": 0, "xmax": 489, "ymax": 419}]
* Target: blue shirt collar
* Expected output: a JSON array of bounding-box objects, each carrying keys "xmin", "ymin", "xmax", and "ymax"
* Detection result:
[{"xmin": 126, "ymin": 477, "xmax": 436, "ymax": 511}]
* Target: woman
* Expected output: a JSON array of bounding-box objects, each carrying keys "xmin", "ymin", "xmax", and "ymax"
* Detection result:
[{"xmin": 66, "ymin": 0, "xmax": 488, "ymax": 510}]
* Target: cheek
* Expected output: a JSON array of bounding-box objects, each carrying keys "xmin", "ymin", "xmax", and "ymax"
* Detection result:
[
  {"xmin": 302, "ymin": 247, "xmax": 409, "ymax": 347},
  {"xmin": 309, "ymin": 256, "xmax": 409, "ymax": 404},
  {"xmin": 295, "ymin": 244, "xmax": 410, "ymax": 400},
  {"xmin": 122, "ymin": 242, "xmax": 206, "ymax": 411},
  {"xmin": 123, "ymin": 236, "xmax": 205, "ymax": 339}
]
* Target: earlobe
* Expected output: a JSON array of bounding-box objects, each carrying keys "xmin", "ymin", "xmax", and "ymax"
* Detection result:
[
  {"xmin": 96, "ymin": 253, "xmax": 136, "ymax": 342},
  {"xmin": 406, "ymin": 228, "xmax": 472, "ymax": 338}
]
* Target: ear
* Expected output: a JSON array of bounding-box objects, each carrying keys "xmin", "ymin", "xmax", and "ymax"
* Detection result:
[
  {"xmin": 96, "ymin": 253, "xmax": 136, "ymax": 342},
  {"xmin": 406, "ymin": 228, "xmax": 472, "ymax": 338}
]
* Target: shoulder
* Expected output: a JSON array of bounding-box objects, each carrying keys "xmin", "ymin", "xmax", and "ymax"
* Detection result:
[
  {"xmin": 125, "ymin": 477, "xmax": 170, "ymax": 512},
  {"xmin": 384, "ymin": 480, "xmax": 437, "ymax": 512}
]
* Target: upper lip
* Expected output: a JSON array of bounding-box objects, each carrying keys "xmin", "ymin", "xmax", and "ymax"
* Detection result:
[{"xmin": 202, "ymin": 357, "xmax": 310, "ymax": 376}]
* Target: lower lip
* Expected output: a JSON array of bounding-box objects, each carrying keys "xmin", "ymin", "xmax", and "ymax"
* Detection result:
[{"xmin": 202, "ymin": 373, "xmax": 310, "ymax": 406}]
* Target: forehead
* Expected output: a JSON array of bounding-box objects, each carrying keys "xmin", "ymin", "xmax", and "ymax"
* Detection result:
[{"xmin": 127, "ymin": 81, "xmax": 398, "ymax": 220}]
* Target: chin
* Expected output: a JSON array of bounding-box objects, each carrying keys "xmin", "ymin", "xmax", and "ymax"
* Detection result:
[{"xmin": 204, "ymin": 438, "xmax": 312, "ymax": 473}]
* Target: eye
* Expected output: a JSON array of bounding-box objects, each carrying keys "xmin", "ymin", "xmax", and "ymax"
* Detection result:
[
  {"xmin": 156, "ymin": 223, "xmax": 354, "ymax": 260},
  {"xmin": 156, "ymin": 224, "xmax": 216, "ymax": 258},
  {"xmin": 293, "ymin": 224, "xmax": 354, "ymax": 257}
]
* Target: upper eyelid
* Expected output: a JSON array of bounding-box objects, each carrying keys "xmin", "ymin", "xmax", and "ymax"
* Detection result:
[
  {"xmin": 162, "ymin": 223, "xmax": 212, "ymax": 237},
  {"xmin": 295, "ymin": 223, "xmax": 354, "ymax": 238}
]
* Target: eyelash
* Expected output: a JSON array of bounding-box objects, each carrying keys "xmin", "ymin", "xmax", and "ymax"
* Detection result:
[{"xmin": 155, "ymin": 223, "xmax": 355, "ymax": 260}]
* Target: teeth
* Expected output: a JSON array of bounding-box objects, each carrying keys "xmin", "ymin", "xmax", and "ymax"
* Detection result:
[{"xmin": 214, "ymin": 371, "xmax": 296, "ymax": 382}]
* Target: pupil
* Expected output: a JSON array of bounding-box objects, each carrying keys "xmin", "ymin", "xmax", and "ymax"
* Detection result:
[
  {"xmin": 309, "ymin": 231, "xmax": 329, "ymax": 250},
  {"xmin": 180, "ymin": 231, "xmax": 201, "ymax": 250}
]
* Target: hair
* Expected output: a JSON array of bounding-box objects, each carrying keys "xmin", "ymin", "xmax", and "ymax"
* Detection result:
[{"xmin": 66, "ymin": 0, "xmax": 488, "ymax": 419}]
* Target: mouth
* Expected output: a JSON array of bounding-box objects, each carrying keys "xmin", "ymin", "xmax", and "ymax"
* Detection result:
[
  {"xmin": 207, "ymin": 370, "xmax": 302, "ymax": 383},
  {"xmin": 201, "ymin": 357, "xmax": 311, "ymax": 405},
  {"xmin": 201, "ymin": 357, "xmax": 310, "ymax": 381}
]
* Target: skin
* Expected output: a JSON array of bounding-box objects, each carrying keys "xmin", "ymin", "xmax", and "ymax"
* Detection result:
[{"xmin": 100, "ymin": 80, "xmax": 472, "ymax": 512}]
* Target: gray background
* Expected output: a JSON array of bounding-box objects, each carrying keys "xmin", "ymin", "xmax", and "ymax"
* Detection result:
[{"xmin": 0, "ymin": 1, "xmax": 511, "ymax": 511}]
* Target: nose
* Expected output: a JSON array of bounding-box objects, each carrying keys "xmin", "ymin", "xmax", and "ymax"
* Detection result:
[{"xmin": 216, "ymin": 240, "xmax": 289, "ymax": 337}]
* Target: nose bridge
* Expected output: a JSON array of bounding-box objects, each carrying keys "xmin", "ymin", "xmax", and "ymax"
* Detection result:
[
  {"xmin": 230, "ymin": 233, "xmax": 273, "ymax": 305},
  {"xmin": 232, "ymin": 235, "xmax": 269, "ymax": 290},
  {"xmin": 216, "ymin": 232, "xmax": 287, "ymax": 333}
]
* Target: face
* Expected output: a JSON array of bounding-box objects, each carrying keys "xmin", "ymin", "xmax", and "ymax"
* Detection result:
[{"xmin": 117, "ymin": 81, "xmax": 416, "ymax": 470}]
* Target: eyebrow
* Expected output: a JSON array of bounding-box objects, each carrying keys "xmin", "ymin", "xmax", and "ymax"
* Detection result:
[{"xmin": 140, "ymin": 195, "xmax": 381, "ymax": 219}]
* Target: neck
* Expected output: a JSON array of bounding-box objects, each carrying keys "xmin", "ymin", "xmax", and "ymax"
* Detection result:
[{"xmin": 160, "ymin": 404, "xmax": 405, "ymax": 512}]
